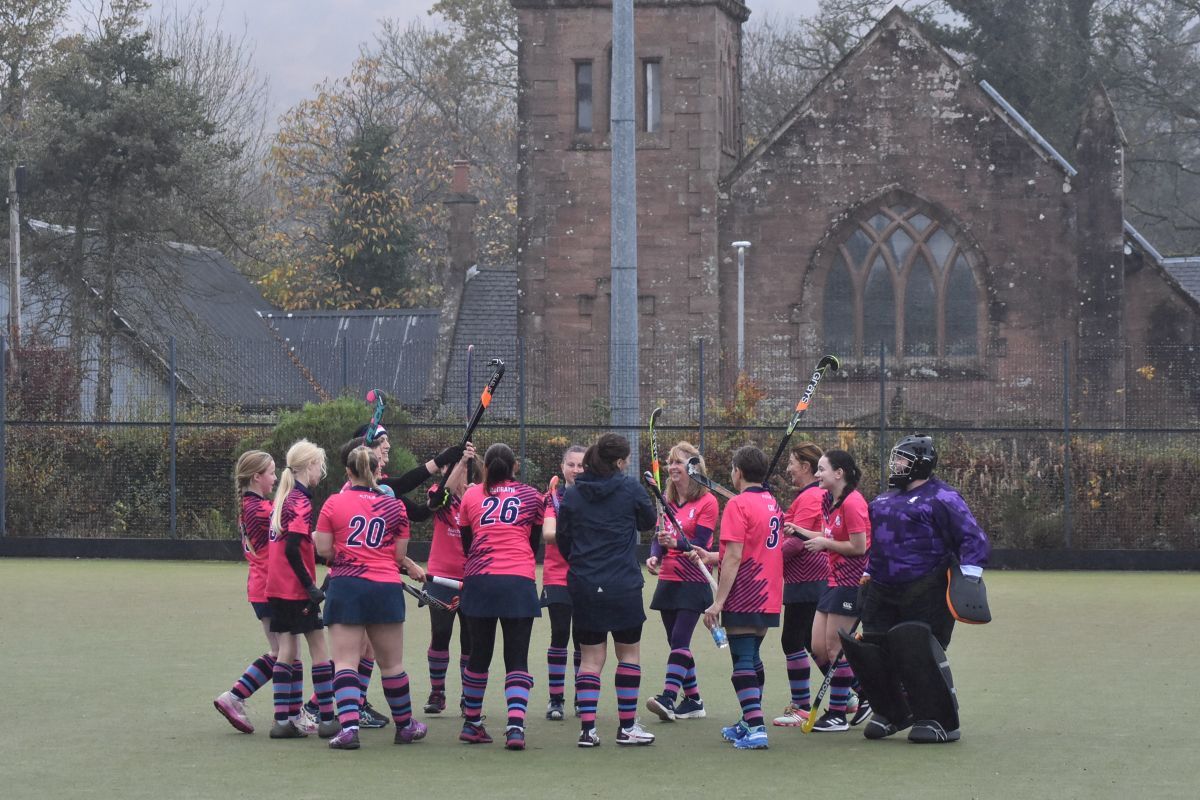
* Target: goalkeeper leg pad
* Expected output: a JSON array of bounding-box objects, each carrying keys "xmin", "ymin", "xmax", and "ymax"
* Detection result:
[{"xmin": 887, "ymin": 622, "xmax": 960, "ymax": 734}]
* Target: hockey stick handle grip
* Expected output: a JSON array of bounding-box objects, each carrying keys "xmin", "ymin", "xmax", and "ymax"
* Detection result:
[
  {"xmin": 643, "ymin": 471, "xmax": 720, "ymax": 592},
  {"xmin": 429, "ymin": 575, "xmax": 463, "ymax": 590}
]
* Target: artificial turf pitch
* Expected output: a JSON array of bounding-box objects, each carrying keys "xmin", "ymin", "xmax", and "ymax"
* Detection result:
[{"xmin": 1, "ymin": 560, "xmax": 1195, "ymax": 799}]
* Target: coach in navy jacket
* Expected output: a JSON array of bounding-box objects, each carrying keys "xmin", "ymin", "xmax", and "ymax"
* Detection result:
[{"xmin": 556, "ymin": 433, "xmax": 657, "ymax": 631}]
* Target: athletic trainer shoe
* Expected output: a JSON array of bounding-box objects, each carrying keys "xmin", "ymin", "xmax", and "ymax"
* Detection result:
[
  {"xmin": 864, "ymin": 713, "xmax": 910, "ymax": 740},
  {"xmin": 317, "ymin": 719, "xmax": 341, "ymax": 739},
  {"xmin": 846, "ymin": 691, "xmax": 860, "ymax": 716},
  {"xmin": 328, "ymin": 727, "xmax": 360, "ymax": 750},
  {"xmin": 674, "ymin": 697, "xmax": 707, "ymax": 719},
  {"xmin": 850, "ymin": 697, "xmax": 873, "ymax": 727},
  {"xmin": 459, "ymin": 720, "xmax": 493, "ymax": 744},
  {"xmin": 721, "ymin": 719, "xmax": 750, "ymax": 742},
  {"xmin": 811, "ymin": 711, "xmax": 849, "ymax": 732},
  {"xmin": 732, "ymin": 725, "xmax": 769, "ymax": 750},
  {"xmin": 395, "ymin": 719, "xmax": 428, "ymax": 744},
  {"xmin": 359, "ymin": 701, "xmax": 389, "ymax": 729},
  {"xmin": 294, "ymin": 712, "xmax": 318, "ymax": 736},
  {"xmin": 546, "ymin": 700, "xmax": 565, "ymax": 721},
  {"xmin": 577, "ymin": 728, "xmax": 601, "ymax": 748},
  {"xmin": 424, "ymin": 690, "xmax": 446, "ymax": 714},
  {"xmin": 268, "ymin": 720, "xmax": 307, "ymax": 739},
  {"xmin": 772, "ymin": 703, "xmax": 810, "ymax": 727},
  {"xmin": 615, "ymin": 720, "xmax": 655, "ymax": 745},
  {"xmin": 908, "ymin": 719, "xmax": 961, "ymax": 743},
  {"xmin": 213, "ymin": 691, "xmax": 253, "ymax": 734},
  {"xmin": 505, "ymin": 725, "xmax": 526, "ymax": 751},
  {"xmin": 646, "ymin": 694, "xmax": 676, "ymax": 722}
]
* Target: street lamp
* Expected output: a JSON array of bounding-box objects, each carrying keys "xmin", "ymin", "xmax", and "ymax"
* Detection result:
[{"xmin": 732, "ymin": 241, "xmax": 751, "ymax": 374}]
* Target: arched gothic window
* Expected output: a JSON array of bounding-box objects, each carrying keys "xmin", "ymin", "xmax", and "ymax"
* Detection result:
[{"xmin": 823, "ymin": 203, "xmax": 982, "ymax": 359}]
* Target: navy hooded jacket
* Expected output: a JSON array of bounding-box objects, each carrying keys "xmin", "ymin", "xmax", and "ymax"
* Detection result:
[{"xmin": 556, "ymin": 469, "xmax": 657, "ymax": 594}]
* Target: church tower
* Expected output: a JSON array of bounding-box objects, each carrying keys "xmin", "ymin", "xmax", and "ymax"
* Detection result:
[{"xmin": 511, "ymin": 0, "xmax": 749, "ymax": 412}]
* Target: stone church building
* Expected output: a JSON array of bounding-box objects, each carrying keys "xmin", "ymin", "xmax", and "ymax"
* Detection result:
[{"xmin": 502, "ymin": 1, "xmax": 1198, "ymax": 424}]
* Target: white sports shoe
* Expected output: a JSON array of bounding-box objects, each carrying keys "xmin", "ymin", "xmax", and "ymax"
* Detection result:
[
  {"xmin": 772, "ymin": 704, "xmax": 810, "ymax": 727},
  {"xmin": 615, "ymin": 720, "xmax": 655, "ymax": 745},
  {"xmin": 294, "ymin": 711, "xmax": 319, "ymax": 735}
]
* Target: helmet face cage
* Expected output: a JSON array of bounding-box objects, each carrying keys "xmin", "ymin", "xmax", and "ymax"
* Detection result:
[{"xmin": 888, "ymin": 435, "xmax": 936, "ymax": 487}]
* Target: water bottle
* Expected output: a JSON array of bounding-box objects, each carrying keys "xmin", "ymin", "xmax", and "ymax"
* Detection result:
[{"xmin": 711, "ymin": 625, "xmax": 729, "ymax": 649}]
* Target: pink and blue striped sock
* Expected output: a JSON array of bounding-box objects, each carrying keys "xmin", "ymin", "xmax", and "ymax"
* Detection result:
[
  {"xmin": 615, "ymin": 662, "xmax": 641, "ymax": 729},
  {"xmin": 289, "ymin": 660, "xmax": 304, "ymax": 718},
  {"xmin": 427, "ymin": 648, "xmax": 450, "ymax": 692},
  {"xmin": 357, "ymin": 658, "xmax": 374, "ymax": 704},
  {"xmin": 232, "ymin": 653, "xmax": 276, "ymax": 700},
  {"xmin": 505, "ymin": 670, "xmax": 534, "ymax": 728},
  {"xmin": 333, "ymin": 669, "xmax": 361, "ymax": 728},
  {"xmin": 312, "ymin": 660, "xmax": 335, "ymax": 722},
  {"xmin": 547, "ymin": 647, "xmax": 568, "ymax": 702},
  {"xmin": 272, "ymin": 661, "xmax": 292, "ymax": 722},
  {"xmin": 682, "ymin": 651, "xmax": 702, "ymax": 700},
  {"xmin": 575, "ymin": 671, "xmax": 601, "ymax": 731},
  {"xmin": 829, "ymin": 658, "xmax": 853, "ymax": 714},
  {"xmin": 462, "ymin": 668, "xmax": 488, "ymax": 723},
  {"xmin": 663, "ymin": 648, "xmax": 689, "ymax": 700},
  {"xmin": 732, "ymin": 669, "xmax": 763, "ymax": 727},
  {"xmin": 382, "ymin": 671, "xmax": 412, "ymax": 727},
  {"xmin": 785, "ymin": 648, "xmax": 812, "ymax": 707}
]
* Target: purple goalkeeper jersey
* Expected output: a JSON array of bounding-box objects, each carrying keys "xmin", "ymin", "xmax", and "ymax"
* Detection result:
[{"xmin": 866, "ymin": 477, "xmax": 990, "ymax": 585}]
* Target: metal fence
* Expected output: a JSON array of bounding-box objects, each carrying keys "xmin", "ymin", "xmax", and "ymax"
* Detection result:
[{"xmin": 1, "ymin": 335, "xmax": 1197, "ymax": 550}]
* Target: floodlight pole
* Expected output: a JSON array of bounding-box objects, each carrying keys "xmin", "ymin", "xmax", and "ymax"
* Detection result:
[{"xmin": 732, "ymin": 241, "xmax": 751, "ymax": 374}]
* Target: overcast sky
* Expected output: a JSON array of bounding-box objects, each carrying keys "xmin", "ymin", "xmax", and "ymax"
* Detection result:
[{"xmin": 71, "ymin": 0, "xmax": 822, "ymax": 126}]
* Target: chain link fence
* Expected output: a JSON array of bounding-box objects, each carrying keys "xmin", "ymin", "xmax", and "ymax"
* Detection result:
[{"xmin": 2, "ymin": 335, "xmax": 1197, "ymax": 550}]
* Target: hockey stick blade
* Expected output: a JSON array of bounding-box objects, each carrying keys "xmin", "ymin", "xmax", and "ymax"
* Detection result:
[
  {"xmin": 649, "ymin": 406, "xmax": 664, "ymax": 490},
  {"xmin": 364, "ymin": 388, "xmax": 386, "ymax": 445},
  {"xmin": 763, "ymin": 354, "xmax": 840, "ymax": 488},
  {"xmin": 686, "ymin": 456, "xmax": 737, "ymax": 501},
  {"xmin": 431, "ymin": 359, "xmax": 505, "ymax": 498},
  {"xmin": 642, "ymin": 471, "xmax": 719, "ymax": 592},
  {"xmin": 401, "ymin": 581, "xmax": 457, "ymax": 612}
]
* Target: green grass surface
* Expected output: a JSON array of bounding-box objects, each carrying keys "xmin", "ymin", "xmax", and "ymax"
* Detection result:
[{"xmin": 1, "ymin": 561, "xmax": 1196, "ymax": 799}]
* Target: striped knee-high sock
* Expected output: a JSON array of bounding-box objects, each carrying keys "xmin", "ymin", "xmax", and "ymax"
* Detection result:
[
  {"xmin": 289, "ymin": 660, "xmax": 304, "ymax": 718},
  {"xmin": 576, "ymin": 671, "xmax": 601, "ymax": 731},
  {"xmin": 732, "ymin": 669, "xmax": 763, "ymax": 727},
  {"xmin": 572, "ymin": 647, "xmax": 582, "ymax": 704},
  {"xmin": 505, "ymin": 671, "xmax": 534, "ymax": 728},
  {"xmin": 682, "ymin": 651, "xmax": 702, "ymax": 701},
  {"xmin": 754, "ymin": 657, "xmax": 765, "ymax": 689},
  {"xmin": 272, "ymin": 660, "xmax": 292, "ymax": 722},
  {"xmin": 461, "ymin": 668, "xmax": 488, "ymax": 723},
  {"xmin": 663, "ymin": 648, "xmax": 689, "ymax": 701},
  {"xmin": 547, "ymin": 647, "xmax": 568, "ymax": 702},
  {"xmin": 333, "ymin": 669, "xmax": 362, "ymax": 729},
  {"xmin": 829, "ymin": 658, "xmax": 853, "ymax": 714},
  {"xmin": 357, "ymin": 658, "xmax": 375, "ymax": 704},
  {"xmin": 382, "ymin": 671, "xmax": 413, "ymax": 727},
  {"xmin": 615, "ymin": 662, "xmax": 641, "ymax": 729},
  {"xmin": 785, "ymin": 648, "xmax": 812, "ymax": 708},
  {"xmin": 313, "ymin": 660, "xmax": 335, "ymax": 722},
  {"xmin": 427, "ymin": 648, "xmax": 450, "ymax": 693},
  {"xmin": 232, "ymin": 653, "xmax": 276, "ymax": 700},
  {"xmin": 460, "ymin": 654, "xmax": 470, "ymax": 691}
]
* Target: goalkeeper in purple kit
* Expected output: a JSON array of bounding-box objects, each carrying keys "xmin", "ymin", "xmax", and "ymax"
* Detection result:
[{"xmin": 841, "ymin": 434, "xmax": 990, "ymax": 744}]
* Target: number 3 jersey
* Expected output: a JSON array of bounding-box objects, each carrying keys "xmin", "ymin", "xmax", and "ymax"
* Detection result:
[
  {"xmin": 459, "ymin": 480, "xmax": 545, "ymax": 580},
  {"xmin": 718, "ymin": 486, "xmax": 784, "ymax": 615},
  {"xmin": 316, "ymin": 486, "xmax": 410, "ymax": 583}
]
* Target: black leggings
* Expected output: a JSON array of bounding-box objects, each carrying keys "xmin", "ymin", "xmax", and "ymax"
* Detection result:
[
  {"xmin": 466, "ymin": 616, "xmax": 534, "ymax": 673},
  {"xmin": 781, "ymin": 601, "xmax": 818, "ymax": 654},
  {"xmin": 547, "ymin": 603, "xmax": 574, "ymax": 649},
  {"xmin": 429, "ymin": 606, "xmax": 471, "ymax": 655},
  {"xmin": 659, "ymin": 608, "xmax": 701, "ymax": 650}
]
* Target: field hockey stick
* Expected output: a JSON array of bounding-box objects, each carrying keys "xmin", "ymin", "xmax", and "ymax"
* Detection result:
[
  {"xmin": 801, "ymin": 617, "xmax": 861, "ymax": 734},
  {"xmin": 642, "ymin": 471, "xmax": 719, "ymax": 591},
  {"xmin": 648, "ymin": 406, "xmax": 664, "ymax": 490},
  {"xmin": 464, "ymin": 359, "xmax": 505, "ymax": 443},
  {"xmin": 428, "ymin": 576, "xmax": 463, "ymax": 590},
  {"xmin": 364, "ymin": 388, "xmax": 386, "ymax": 445},
  {"xmin": 402, "ymin": 581, "xmax": 459, "ymax": 612},
  {"xmin": 762, "ymin": 355, "xmax": 840, "ymax": 488},
  {"xmin": 686, "ymin": 456, "xmax": 737, "ymax": 502}
]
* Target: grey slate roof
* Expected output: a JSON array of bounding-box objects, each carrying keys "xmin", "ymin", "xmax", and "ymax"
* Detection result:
[
  {"xmin": 442, "ymin": 264, "xmax": 519, "ymax": 419},
  {"xmin": 263, "ymin": 309, "xmax": 440, "ymax": 408},
  {"xmin": 1162, "ymin": 258, "xmax": 1200, "ymax": 306}
]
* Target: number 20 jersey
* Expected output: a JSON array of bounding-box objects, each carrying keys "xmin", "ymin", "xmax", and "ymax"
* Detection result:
[
  {"xmin": 316, "ymin": 486, "xmax": 410, "ymax": 583},
  {"xmin": 459, "ymin": 480, "xmax": 545, "ymax": 580}
]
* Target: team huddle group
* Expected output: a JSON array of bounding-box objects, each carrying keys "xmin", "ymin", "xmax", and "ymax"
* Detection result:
[{"xmin": 213, "ymin": 420, "xmax": 990, "ymax": 752}]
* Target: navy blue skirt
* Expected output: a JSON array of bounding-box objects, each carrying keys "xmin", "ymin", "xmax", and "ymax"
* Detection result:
[
  {"xmin": 650, "ymin": 579, "xmax": 712, "ymax": 612},
  {"xmin": 817, "ymin": 585, "xmax": 860, "ymax": 616},
  {"xmin": 251, "ymin": 601, "xmax": 272, "ymax": 621},
  {"xmin": 722, "ymin": 611, "xmax": 781, "ymax": 629},
  {"xmin": 461, "ymin": 574, "xmax": 542, "ymax": 619},
  {"xmin": 323, "ymin": 577, "xmax": 407, "ymax": 625}
]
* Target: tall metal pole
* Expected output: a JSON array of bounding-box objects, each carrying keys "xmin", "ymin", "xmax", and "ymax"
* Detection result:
[
  {"xmin": 169, "ymin": 336, "xmax": 178, "ymax": 540},
  {"xmin": 1062, "ymin": 340, "xmax": 1072, "ymax": 549},
  {"xmin": 0, "ymin": 335, "xmax": 6, "ymax": 537},
  {"xmin": 610, "ymin": 0, "xmax": 640, "ymax": 474},
  {"xmin": 732, "ymin": 241, "xmax": 750, "ymax": 374},
  {"xmin": 8, "ymin": 165, "xmax": 23, "ymax": 368}
]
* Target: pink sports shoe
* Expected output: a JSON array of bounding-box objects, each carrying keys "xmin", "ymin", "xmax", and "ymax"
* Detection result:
[{"xmin": 214, "ymin": 691, "xmax": 253, "ymax": 734}]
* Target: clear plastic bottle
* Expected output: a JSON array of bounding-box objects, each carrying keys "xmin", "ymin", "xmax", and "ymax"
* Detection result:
[{"xmin": 711, "ymin": 625, "xmax": 729, "ymax": 649}]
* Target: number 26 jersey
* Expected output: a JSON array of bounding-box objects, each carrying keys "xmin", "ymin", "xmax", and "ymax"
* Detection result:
[{"xmin": 459, "ymin": 480, "xmax": 545, "ymax": 580}]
